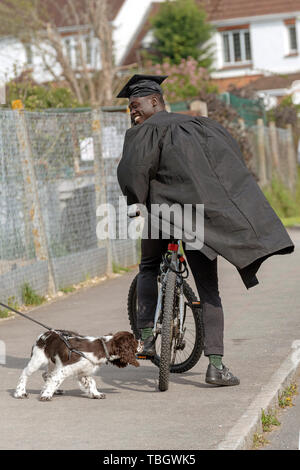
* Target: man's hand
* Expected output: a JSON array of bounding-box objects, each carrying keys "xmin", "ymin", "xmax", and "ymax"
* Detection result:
[{"xmin": 128, "ymin": 204, "xmax": 141, "ymax": 218}]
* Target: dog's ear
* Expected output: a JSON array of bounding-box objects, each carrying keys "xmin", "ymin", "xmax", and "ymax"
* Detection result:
[
  {"xmin": 110, "ymin": 332, "xmax": 139, "ymax": 368},
  {"xmin": 110, "ymin": 358, "xmax": 128, "ymax": 368}
]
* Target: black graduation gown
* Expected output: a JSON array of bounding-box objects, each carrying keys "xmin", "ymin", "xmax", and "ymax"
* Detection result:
[{"xmin": 117, "ymin": 111, "xmax": 294, "ymax": 289}]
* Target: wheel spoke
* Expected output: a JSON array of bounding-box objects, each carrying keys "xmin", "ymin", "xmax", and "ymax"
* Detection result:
[{"xmin": 128, "ymin": 274, "xmax": 204, "ymax": 377}]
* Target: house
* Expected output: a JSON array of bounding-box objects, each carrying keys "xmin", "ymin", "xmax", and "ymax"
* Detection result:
[
  {"xmin": 117, "ymin": 0, "xmax": 300, "ymax": 105},
  {"xmin": 239, "ymin": 72, "xmax": 300, "ymax": 108},
  {"xmin": 0, "ymin": 0, "xmax": 166, "ymax": 86},
  {"xmin": 202, "ymin": 0, "xmax": 300, "ymax": 94},
  {"xmin": 0, "ymin": 0, "xmax": 126, "ymax": 85}
]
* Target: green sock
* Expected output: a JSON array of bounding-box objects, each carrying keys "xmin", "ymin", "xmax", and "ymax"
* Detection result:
[
  {"xmin": 209, "ymin": 355, "xmax": 223, "ymax": 370},
  {"xmin": 141, "ymin": 328, "xmax": 153, "ymax": 340}
]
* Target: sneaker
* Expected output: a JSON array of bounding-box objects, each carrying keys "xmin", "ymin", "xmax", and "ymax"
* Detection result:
[
  {"xmin": 205, "ymin": 363, "xmax": 240, "ymax": 386},
  {"xmin": 136, "ymin": 335, "xmax": 156, "ymax": 358}
]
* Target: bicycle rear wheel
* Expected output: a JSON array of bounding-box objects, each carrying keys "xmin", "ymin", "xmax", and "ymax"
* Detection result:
[{"xmin": 128, "ymin": 274, "xmax": 204, "ymax": 374}]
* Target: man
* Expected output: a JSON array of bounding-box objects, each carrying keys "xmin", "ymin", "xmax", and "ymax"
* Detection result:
[{"xmin": 117, "ymin": 75, "xmax": 294, "ymax": 386}]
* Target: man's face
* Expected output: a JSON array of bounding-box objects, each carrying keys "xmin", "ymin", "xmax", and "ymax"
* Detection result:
[{"xmin": 129, "ymin": 95, "xmax": 156, "ymax": 125}]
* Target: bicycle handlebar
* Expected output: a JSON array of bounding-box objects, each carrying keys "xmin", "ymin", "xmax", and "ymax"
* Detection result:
[
  {"xmin": 127, "ymin": 205, "xmax": 141, "ymax": 218},
  {"xmin": 128, "ymin": 210, "xmax": 140, "ymax": 218}
]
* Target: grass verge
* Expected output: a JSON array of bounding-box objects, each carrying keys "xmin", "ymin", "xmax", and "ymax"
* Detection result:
[
  {"xmin": 59, "ymin": 286, "xmax": 76, "ymax": 294},
  {"xmin": 21, "ymin": 283, "xmax": 46, "ymax": 306},
  {"xmin": 112, "ymin": 262, "xmax": 130, "ymax": 274},
  {"xmin": 0, "ymin": 296, "xmax": 19, "ymax": 319},
  {"xmin": 252, "ymin": 382, "xmax": 298, "ymax": 449},
  {"xmin": 0, "ymin": 267, "xmax": 136, "ymax": 322},
  {"xmin": 281, "ymin": 216, "xmax": 300, "ymax": 227},
  {"xmin": 263, "ymin": 168, "xmax": 300, "ymax": 227}
]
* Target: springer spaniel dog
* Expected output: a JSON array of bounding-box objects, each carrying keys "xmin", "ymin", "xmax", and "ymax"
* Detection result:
[{"xmin": 14, "ymin": 330, "xmax": 140, "ymax": 401}]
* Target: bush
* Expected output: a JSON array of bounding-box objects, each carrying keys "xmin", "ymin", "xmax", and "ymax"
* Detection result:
[
  {"xmin": 268, "ymin": 95, "xmax": 299, "ymax": 129},
  {"xmin": 21, "ymin": 283, "xmax": 45, "ymax": 306},
  {"xmin": 0, "ymin": 296, "xmax": 19, "ymax": 319},
  {"xmin": 146, "ymin": 57, "xmax": 218, "ymax": 103},
  {"xmin": 148, "ymin": 0, "xmax": 214, "ymax": 67},
  {"xmin": 263, "ymin": 169, "xmax": 300, "ymax": 219},
  {"xmin": 6, "ymin": 72, "xmax": 81, "ymax": 110}
]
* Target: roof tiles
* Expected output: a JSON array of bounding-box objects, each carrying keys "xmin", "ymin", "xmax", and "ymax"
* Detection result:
[{"xmin": 198, "ymin": 0, "xmax": 300, "ymax": 21}]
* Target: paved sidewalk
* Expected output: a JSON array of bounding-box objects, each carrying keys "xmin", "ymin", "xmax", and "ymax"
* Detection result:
[{"xmin": 0, "ymin": 229, "xmax": 299, "ymax": 450}]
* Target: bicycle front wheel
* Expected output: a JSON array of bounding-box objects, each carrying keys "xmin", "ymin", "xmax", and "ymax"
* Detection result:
[
  {"xmin": 159, "ymin": 270, "xmax": 176, "ymax": 392},
  {"xmin": 127, "ymin": 274, "xmax": 204, "ymax": 374}
]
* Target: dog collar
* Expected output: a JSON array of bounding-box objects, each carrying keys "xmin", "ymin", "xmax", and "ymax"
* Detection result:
[{"xmin": 100, "ymin": 337, "xmax": 115, "ymax": 363}]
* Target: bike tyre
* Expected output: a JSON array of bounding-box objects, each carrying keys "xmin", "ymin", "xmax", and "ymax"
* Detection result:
[
  {"xmin": 169, "ymin": 281, "xmax": 204, "ymax": 374},
  {"xmin": 159, "ymin": 270, "xmax": 176, "ymax": 391},
  {"xmin": 127, "ymin": 275, "xmax": 140, "ymax": 339},
  {"xmin": 127, "ymin": 274, "xmax": 204, "ymax": 373}
]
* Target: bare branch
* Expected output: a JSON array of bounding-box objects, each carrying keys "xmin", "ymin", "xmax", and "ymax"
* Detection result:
[
  {"xmin": 66, "ymin": 0, "xmax": 81, "ymax": 26},
  {"xmin": 46, "ymin": 23, "xmax": 84, "ymax": 103},
  {"xmin": 77, "ymin": 35, "xmax": 97, "ymax": 104},
  {"xmin": 0, "ymin": 0, "xmax": 119, "ymax": 106}
]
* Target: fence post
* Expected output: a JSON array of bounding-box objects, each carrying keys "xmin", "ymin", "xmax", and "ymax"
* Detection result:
[
  {"xmin": 190, "ymin": 100, "xmax": 208, "ymax": 117},
  {"xmin": 238, "ymin": 118, "xmax": 245, "ymax": 130},
  {"xmin": 15, "ymin": 108, "xmax": 56, "ymax": 295},
  {"xmin": 71, "ymin": 122, "xmax": 80, "ymax": 174},
  {"xmin": 257, "ymin": 118, "xmax": 268, "ymax": 187},
  {"xmin": 92, "ymin": 108, "xmax": 113, "ymax": 276},
  {"xmin": 125, "ymin": 108, "xmax": 139, "ymax": 266},
  {"xmin": 269, "ymin": 121, "xmax": 280, "ymax": 172},
  {"xmin": 286, "ymin": 124, "xmax": 297, "ymax": 192}
]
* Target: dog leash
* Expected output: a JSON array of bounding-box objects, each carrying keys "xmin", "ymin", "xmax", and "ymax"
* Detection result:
[
  {"xmin": 0, "ymin": 302, "xmax": 54, "ymax": 331},
  {"xmin": 0, "ymin": 302, "xmax": 113, "ymax": 365}
]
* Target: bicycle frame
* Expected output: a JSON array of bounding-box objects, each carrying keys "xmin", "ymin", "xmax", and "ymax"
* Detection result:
[{"xmin": 152, "ymin": 240, "xmax": 185, "ymax": 337}]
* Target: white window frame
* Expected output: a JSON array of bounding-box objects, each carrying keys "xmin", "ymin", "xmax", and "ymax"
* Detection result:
[
  {"xmin": 287, "ymin": 25, "xmax": 298, "ymax": 53},
  {"xmin": 63, "ymin": 37, "xmax": 73, "ymax": 66},
  {"xmin": 221, "ymin": 29, "xmax": 252, "ymax": 66},
  {"xmin": 85, "ymin": 35, "xmax": 93, "ymax": 66},
  {"xmin": 63, "ymin": 34, "xmax": 95, "ymax": 69},
  {"xmin": 24, "ymin": 43, "xmax": 33, "ymax": 65}
]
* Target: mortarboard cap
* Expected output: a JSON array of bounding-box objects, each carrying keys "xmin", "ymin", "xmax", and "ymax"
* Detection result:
[{"xmin": 116, "ymin": 74, "xmax": 168, "ymax": 99}]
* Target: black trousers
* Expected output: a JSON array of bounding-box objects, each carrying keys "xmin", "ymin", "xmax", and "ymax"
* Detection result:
[{"xmin": 137, "ymin": 238, "xmax": 224, "ymax": 356}]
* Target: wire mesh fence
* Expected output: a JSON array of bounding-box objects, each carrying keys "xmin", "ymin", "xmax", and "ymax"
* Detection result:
[
  {"xmin": 219, "ymin": 93, "xmax": 267, "ymax": 127},
  {"xmin": 0, "ymin": 108, "xmax": 138, "ymax": 304},
  {"xmin": 247, "ymin": 120, "xmax": 298, "ymax": 191},
  {"xmin": 0, "ymin": 108, "xmax": 297, "ymax": 305}
]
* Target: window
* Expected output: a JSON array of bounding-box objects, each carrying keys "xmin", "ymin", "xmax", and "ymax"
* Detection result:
[
  {"xmin": 288, "ymin": 25, "xmax": 298, "ymax": 52},
  {"xmin": 63, "ymin": 35, "xmax": 95, "ymax": 69},
  {"xmin": 74, "ymin": 39, "xmax": 81, "ymax": 68},
  {"xmin": 223, "ymin": 34, "xmax": 230, "ymax": 62},
  {"xmin": 64, "ymin": 38, "xmax": 72, "ymax": 64},
  {"xmin": 244, "ymin": 32, "xmax": 252, "ymax": 60},
  {"xmin": 25, "ymin": 43, "xmax": 33, "ymax": 65},
  {"xmin": 222, "ymin": 30, "xmax": 252, "ymax": 65},
  {"xmin": 85, "ymin": 36, "xmax": 92, "ymax": 66},
  {"xmin": 233, "ymin": 32, "xmax": 241, "ymax": 61}
]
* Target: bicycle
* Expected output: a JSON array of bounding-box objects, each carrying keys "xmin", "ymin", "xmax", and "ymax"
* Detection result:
[{"xmin": 128, "ymin": 237, "xmax": 205, "ymax": 392}]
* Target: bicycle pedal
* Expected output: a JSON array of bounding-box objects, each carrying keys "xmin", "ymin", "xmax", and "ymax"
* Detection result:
[
  {"xmin": 190, "ymin": 301, "xmax": 201, "ymax": 309},
  {"xmin": 176, "ymin": 340, "xmax": 186, "ymax": 351},
  {"xmin": 136, "ymin": 354, "xmax": 150, "ymax": 360}
]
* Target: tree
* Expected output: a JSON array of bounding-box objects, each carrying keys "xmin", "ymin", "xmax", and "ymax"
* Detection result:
[
  {"xmin": 0, "ymin": 0, "xmax": 132, "ymax": 107},
  {"xmin": 148, "ymin": 0, "xmax": 214, "ymax": 67},
  {"xmin": 146, "ymin": 57, "xmax": 217, "ymax": 102},
  {"xmin": 6, "ymin": 71, "xmax": 81, "ymax": 110}
]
